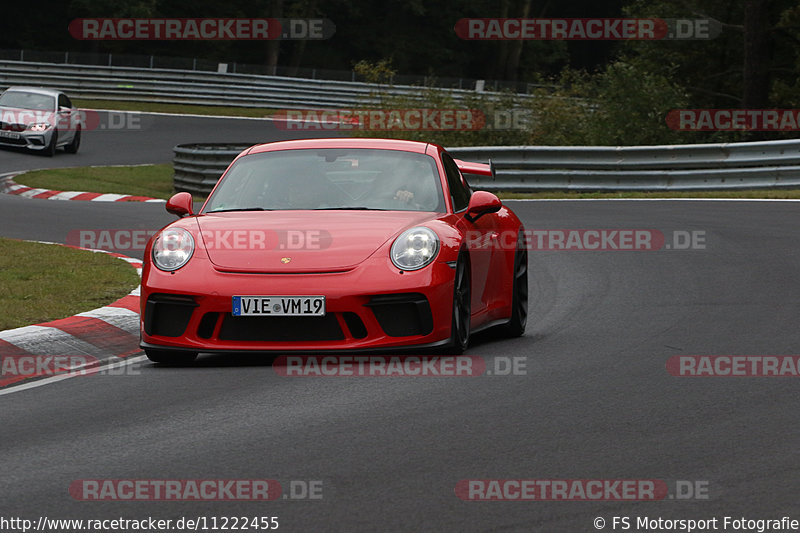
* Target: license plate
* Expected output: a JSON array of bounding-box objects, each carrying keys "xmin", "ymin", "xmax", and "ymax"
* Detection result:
[
  {"xmin": 0, "ymin": 131, "xmax": 20, "ymax": 139},
  {"xmin": 232, "ymin": 296, "xmax": 325, "ymax": 316}
]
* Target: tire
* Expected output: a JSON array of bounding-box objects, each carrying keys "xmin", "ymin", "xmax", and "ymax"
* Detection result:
[
  {"xmin": 64, "ymin": 127, "xmax": 80, "ymax": 154},
  {"xmin": 44, "ymin": 130, "xmax": 57, "ymax": 157},
  {"xmin": 145, "ymin": 348, "xmax": 198, "ymax": 364},
  {"xmin": 501, "ymin": 231, "xmax": 528, "ymax": 337},
  {"xmin": 447, "ymin": 250, "xmax": 471, "ymax": 354}
]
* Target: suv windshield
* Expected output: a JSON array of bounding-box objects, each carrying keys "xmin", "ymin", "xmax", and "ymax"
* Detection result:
[{"xmin": 0, "ymin": 91, "xmax": 55, "ymax": 111}]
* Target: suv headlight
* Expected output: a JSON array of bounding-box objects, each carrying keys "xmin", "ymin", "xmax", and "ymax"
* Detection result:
[
  {"xmin": 390, "ymin": 227, "xmax": 439, "ymax": 271},
  {"xmin": 152, "ymin": 228, "xmax": 194, "ymax": 271},
  {"xmin": 27, "ymin": 123, "xmax": 52, "ymax": 132}
]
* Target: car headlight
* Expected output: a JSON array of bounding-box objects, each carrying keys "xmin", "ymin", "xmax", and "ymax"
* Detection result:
[
  {"xmin": 27, "ymin": 123, "xmax": 52, "ymax": 132},
  {"xmin": 390, "ymin": 227, "xmax": 439, "ymax": 271},
  {"xmin": 152, "ymin": 228, "xmax": 195, "ymax": 271}
]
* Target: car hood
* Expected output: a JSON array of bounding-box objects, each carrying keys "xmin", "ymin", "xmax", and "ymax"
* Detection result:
[
  {"xmin": 195, "ymin": 210, "xmax": 440, "ymax": 273},
  {"xmin": 0, "ymin": 106, "xmax": 55, "ymax": 125}
]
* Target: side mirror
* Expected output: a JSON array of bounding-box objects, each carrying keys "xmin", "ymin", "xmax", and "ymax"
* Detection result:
[
  {"xmin": 465, "ymin": 191, "xmax": 501, "ymax": 222},
  {"xmin": 166, "ymin": 192, "xmax": 194, "ymax": 217}
]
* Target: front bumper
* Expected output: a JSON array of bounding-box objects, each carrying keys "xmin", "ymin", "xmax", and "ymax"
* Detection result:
[
  {"xmin": 140, "ymin": 254, "xmax": 457, "ymax": 353},
  {"xmin": 0, "ymin": 130, "xmax": 51, "ymax": 150}
]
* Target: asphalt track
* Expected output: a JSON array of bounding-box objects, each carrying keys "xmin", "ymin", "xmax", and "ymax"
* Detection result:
[
  {"xmin": 2, "ymin": 110, "xmax": 330, "ymax": 173},
  {"xmin": 2, "ymin": 111, "xmax": 800, "ymax": 531}
]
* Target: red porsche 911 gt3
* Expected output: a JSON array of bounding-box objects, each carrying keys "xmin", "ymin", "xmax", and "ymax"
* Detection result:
[{"xmin": 140, "ymin": 138, "xmax": 527, "ymax": 363}]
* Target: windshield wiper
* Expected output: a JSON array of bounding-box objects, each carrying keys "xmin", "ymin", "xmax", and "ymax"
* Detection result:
[{"xmin": 207, "ymin": 207, "xmax": 269, "ymax": 213}]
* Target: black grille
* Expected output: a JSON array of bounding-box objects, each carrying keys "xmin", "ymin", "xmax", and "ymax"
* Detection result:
[
  {"xmin": 366, "ymin": 293, "xmax": 434, "ymax": 337},
  {"xmin": 342, "ymin": 312, "xmax": 368, "ymax": 339},
  {"xmin": 144, "ymin": 294, "xmax": 197, "ymax": 337},
  {"xmin": 0, "ymin": 136, "xmax": 27, "ymax": 145},
  {"xmin": 218, "ymin": 314, "xmax": 345, "ymax": 342},
  {"xmin": 197, "ymin": 312, "xmax": 219, "ymax": 339}
]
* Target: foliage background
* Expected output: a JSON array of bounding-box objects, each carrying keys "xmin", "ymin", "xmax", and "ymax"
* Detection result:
[{"xmin": 1, "ymin": 0, "xmax": 793, "ymax": 145}]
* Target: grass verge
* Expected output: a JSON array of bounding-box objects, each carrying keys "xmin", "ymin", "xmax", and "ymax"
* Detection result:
[
  {"xmin": 0, "ymin": 239, "xmax": 140, "ymax": 331},
  {"xmin": 13, "ymin": 165, "xmax": 207, "ymax": 201}
]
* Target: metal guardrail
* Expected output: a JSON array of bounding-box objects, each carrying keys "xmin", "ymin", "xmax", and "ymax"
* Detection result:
[
  {"xmin": 173, "ymin": 144, "xmax": 252, "ymax": 194},
  {"xmin": 172, "ymin": 139, "xmax": 800, "ymax": 196},
  {"xmin": 1, "ymin": 48, "xmax": 544, "ymax": 93},
  {"xmin": 0, "ymin": 60, "xmax": 529, "ymax": 110},
  {"xmin": 448, "ymin": 140, "xmax": 800, "ymax": 190}
]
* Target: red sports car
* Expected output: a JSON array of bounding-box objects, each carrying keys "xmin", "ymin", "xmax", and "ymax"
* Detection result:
[{"xmin": 140, "ymin": 138, "xmax": 527, "ymax": 363}]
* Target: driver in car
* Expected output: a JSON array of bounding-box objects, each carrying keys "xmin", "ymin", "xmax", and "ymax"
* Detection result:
[{"xmin": 383, "ymin": 159, "xmax": 437, "ymax": 210}]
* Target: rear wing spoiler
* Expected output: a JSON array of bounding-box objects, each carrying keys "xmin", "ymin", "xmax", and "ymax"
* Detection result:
[{"xmin": 454, "ymin": 158, "xmax": 496, "ymax": 180}]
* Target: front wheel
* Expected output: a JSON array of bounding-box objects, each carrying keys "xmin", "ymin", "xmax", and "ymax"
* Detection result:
[
  {"xmin": 447, "ymin": 250, "xmax": 471, "ymax": 354},
  {"xmin": 64, "ymin": 127, "xmax": 80, "ymax": 154},
  {"xmin": 145, "ymin": 348, "xmax": 198, "ymax": 364},
  {"xmin": 44, "ymin": 130, "xmax": 58, "ymax": 157},
  {"xmin": 501, "ymin": 232, "xmax": 528, "ymax": 337}
]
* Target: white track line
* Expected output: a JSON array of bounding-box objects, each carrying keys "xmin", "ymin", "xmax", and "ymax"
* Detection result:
[
  {"xmin": 0, "ymin": 355, "xmax": 148, "ymax": 397},
  {"xmin": 0, "ymin": 325, "xmax": 110, "ymax": 359}
]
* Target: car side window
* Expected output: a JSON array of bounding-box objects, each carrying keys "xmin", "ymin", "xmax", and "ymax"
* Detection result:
[
  {"xmin": 441, "ymin": 153, "xmax": 471, "ymax": 212},
  {"xmin": 58, "ymin": 94, "xmax": 71, "ymax": 109}
]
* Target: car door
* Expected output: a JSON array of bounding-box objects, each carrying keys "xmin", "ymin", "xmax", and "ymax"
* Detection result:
[
  {"xmin": 442, "ymin": 152, "xmax": 499, "ymax": 318},
  {"xmin": 56, "ymin": 93, "xmax": 75, "ymax": 144}
]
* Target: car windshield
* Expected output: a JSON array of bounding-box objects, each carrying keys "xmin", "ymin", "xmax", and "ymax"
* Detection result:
[
  {"xmin": 203, "ymin": 148, "xmax": 446, "ymax": 213},
  {"xmin": 0, "ymin": 91, "xmax": 55, "ymax": 111}
]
